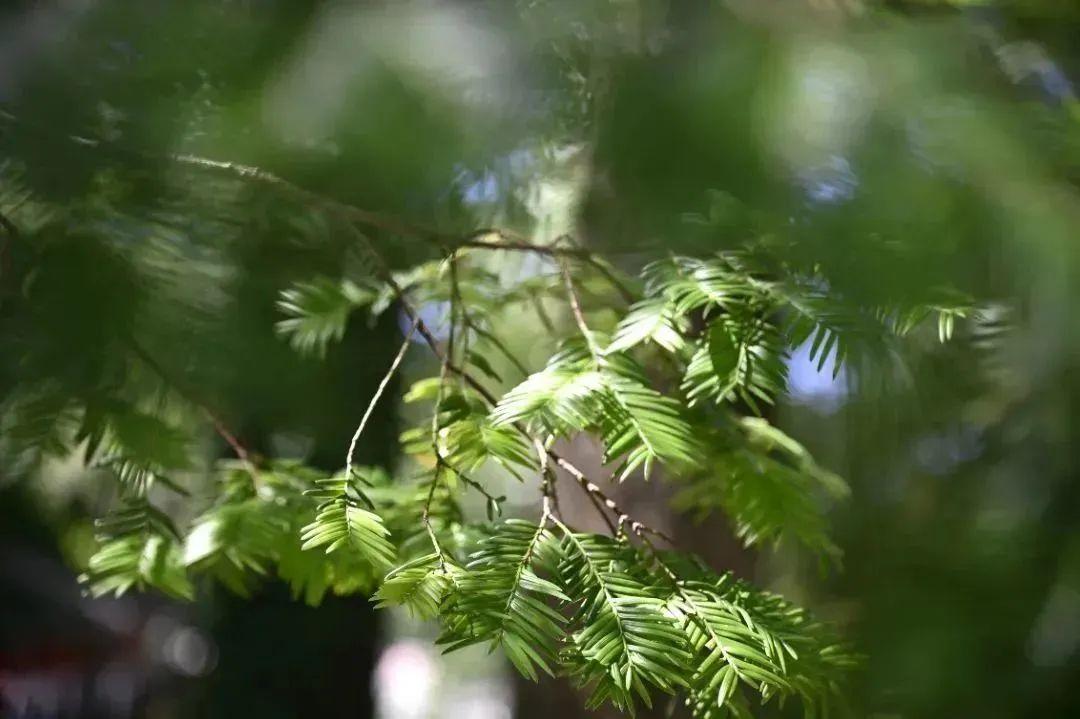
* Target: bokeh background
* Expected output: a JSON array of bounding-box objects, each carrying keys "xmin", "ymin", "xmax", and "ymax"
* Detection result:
[{"xmin": 2, "ymin": 1, "xmax": 1080, "ymax": 717}]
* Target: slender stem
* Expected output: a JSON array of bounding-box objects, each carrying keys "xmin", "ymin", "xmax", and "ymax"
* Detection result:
[
  {"xmin": 585, "ymin": 255, "xmax": 636, "ymax": 305},
  {"xmin": 570, "ymin": 468, "xmax": 618, "ymax": 535},
  {"xmin": 460, "ymin": 237, "xmax": 591, "ymax": 256},
  {"xmin": 531, "ymin": 294, "xmax": 557, "ymax": 333},
  {"xmin": 553, "ymin": 233, "xmax": 636, "ymax": 305},
  {"xmin": 552, "ymin": 454, "xmax": 673, "ymax": 544},
  {"xmin": 448, "ymin": 255, "xmax": 530, "ymax": 378},
  {"xmin": 533, "ymin": 437, "xmax": 561, "ymax": 521},
  {"xmin": 340, "ymin": 222, "xmax": 674, "ymax": 544},
  {"xmin": 467, "ymin": 320, "xmax": 530, "ymax": 377},
  {"xmin": 635, "ymin": 530, "xmax": 749, "ymax": 683},
  {"xmin": 128, "ymin": 340, "xmax": 260, "ymax": 483},
  {"xmin": 440, "ymin": 455, "xmax": 502, "ymax": 504},
  {"xmin": 205, "ymin": 415, "xmax": 255, "ymax": 473},
  {"xmin": 345, "ymin": 317, "xmax": 417, "ymax": 479},
  {"xmin": 423, "ymin": 253, "xmax": 458, "ymax": 550},
  {"xmin": 447, "ymin": 254, "xmax": 471, "ymax": 389},
  {"xmin": 559, "ymin": 257, "xmax": 603, "ymax": 360},
  {"xmin": 173, "ymin": 154, "xmax": 450, "ymax": 246},
  {"xmin": 530, "ymin": 438, "xmax": 610, "ymax": 536},
  {"xmin": 461, "ymin": 233, "xmax": 636, "ymax": 304},
  {"xmin": 0, "ymin": 108, "xmax": 639, "ymax": 303}
]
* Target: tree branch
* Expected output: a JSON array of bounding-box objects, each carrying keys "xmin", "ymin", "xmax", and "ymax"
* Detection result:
[
  {"xmin": 560, "ymin": 256, "xmax": 603, "ymax": 359},
  {"xmin": 0, "ymin": 108, "xmax": 638, "ymax": 306},
  {"xmin": 346, "ymin": 317, "xmax": 417, "ymax": 479},
  {"xmin": 552, "ymin": 454, "xmax": 674, "ymax": 544},
  {"xmin": 339, "ymin": 219, "xmax": 674, "ymax": 544},
  {"xmin": 127, "ymin": 340, "xmax": 260, "ymax": 482}
]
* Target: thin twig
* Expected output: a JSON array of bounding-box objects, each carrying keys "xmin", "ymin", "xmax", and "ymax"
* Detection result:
[
  {"xmin": 533, "ymin": 437, "xmax": 561, "ymax": 521},
  {"xmin": 559, "ymin": 257, "xmax": 603, "ymax": 359},
  {"xmin": 584, "ymin": 255, "xmax": 636, "ymax": 305},
  {"xmin": 423, "ymin": 252, "xmax": 458, "ymax": 551},
  {"xmin": 341, "ymin": 222, "xmax": 673, "ymax": 544},
  {"xmin": 462, "ymin": 234, "xmax": 636, "ymax": 304},
  {"xmin": 441, "ymin": 455, "xmax": 503, "ymax": 504},
  {"xmin": 553, "ymin": 233, "xmax": 636, "ymax": 305},
  {"xmin": 468, "ymin": 321, "xmax": 530, "ymax": 377},
  {"xmin": 447, "ymin": 253, "xmax": 470, "ymax": 389},
  {"xmin": 552, "ymin": 454, "xmax": 673, "ymax": 544},
  {"xmin": 128, "ymin": 340, "xmax": 260, "ymax": 483},
  {"xmin": 460, "ymin": 237, "xmax": 591, "ymax": 256},
  {"xmin": 185, "ymin": 158, "xmax": 640, "ymax": 304},
  {"xmin": 345, "ymin": 317, "xmax": 418, "ymax": 479},
  {"xmin": 1, "ymin": 107, "xmax": 639, "ymax": 304},
  {"xmin": 449, "ymin": 254, "xmax": 531, "ymax": 378},
  {"xmin": 531, "ymin": 293, "xmax": 557, "ymax": 333},
  {"xmin": 205, "ymin": 415, "xmax": 256, "ymax": 473}
]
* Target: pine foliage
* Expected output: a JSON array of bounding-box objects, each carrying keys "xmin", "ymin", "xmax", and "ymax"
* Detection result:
[
  {"xmin": 275, "ymin": 277, "xmax": 376, "ymax": 357},
  {"xmin": 670, "ymin": 568, "xmax": 855, "ymax": 718},
  {"xmin": 373, "ymin": 553, "xmax": 457, "ymax": 620},
  {"xmin": 1, "ymin": 159, "xmax": 980, "ymax": 718},
  {"xmin": 493, "ymin": 339, "xmax": 698, "ymax": 479},
  {"xmin": 300, "ymin": 472, "xmax": 396, "ymax": 569},
  {"xmin": 438, "ymin": 519, "xmax": 567, "ymax": 680},
  {"xmin": 608, "ymin": 297, "xmax": 688, "ymax": 354},
  {"xmin": 81, "ymin": 499, "xmax": 193, "ymax": 600},
  {"xmin": 183, "ymin": 498, "xmax": 286, "ymax": 597},
  {"xmin": 0, "ymin": 0, "xmax": 1064, "ymax": 712},
  {"xmin": 49, "ymin": 231, "xmax": 971, "ymax": 716},
  {"xmin": 370, "ymin": 517, "xmax": 856, "ymax": 717},
  {"xmin": 556, "ymin": 529, "xmax": 692, "ymax": 712},
  {"xmin": 677, "ymin": 419, "xmax": 849, "ymax": 559}
]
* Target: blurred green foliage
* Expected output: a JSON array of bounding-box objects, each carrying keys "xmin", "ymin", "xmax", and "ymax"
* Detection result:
[{"xmin": 1, "ymin": 0, "xmax": 1079, "ymax": 717}]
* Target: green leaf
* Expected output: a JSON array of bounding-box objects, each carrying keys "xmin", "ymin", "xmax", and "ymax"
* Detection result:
[
  {"xmin": 666, "ymin": 562, "xmax": 856, "ymax": 718},
  {"xmin": 600, "ymin": 370, "xmax": 699, "ymax": 479},
  {"xmin": 607, "ymin": 297, "xmax": 687, "ymax": 354},
  {"xmin": 676, "ymin": 419, "xmax": 847, "ymax": 559},
  {"xmin": 300, "ymin": 475, "xmax": 396, "ymax": 570},
  {"xmin": 466, "ymin": 349, "xmax": 503, "ymax": 382},
  {"xmin": 81, "ymin": 510, "xmax": 193, "ymax": 601},
  {"xmin": 438, "ymin": 520, "xmax": 566, "ymax": 681},
  {"xmin": 183, "ymin": 499, "xmax": 287, "ymax": 597},
  {"xmin": 493, "ymin": 341, "xmax": 699, "ymax": 480},
  {"xmin": 642, "ymin": 256, "xmax": 760, "ymax": 316},
  {"xmin": 707, "ymin": 323, "xmax": 739, "ymax": 378},
  {"xmin": 557, "ymin": 530, "xmax": 692, "ymax": 713},
  {"xmin": 374, "ymin": 553, "xmax": 457, "ymax": 620},
  {"xmin": 491, "ymin": 349, "xmax": 607, "ymax": 434},
  {"xmin": 683, "ymin": 315, "xmax": 788, "ymax": 414},
  {"xmin": 275, "ymin": 278, "xmax": 375, "ymax": 357},
  {"xmin": 438, "ymin": 391, "xmax": 535, "ymax": 473}
]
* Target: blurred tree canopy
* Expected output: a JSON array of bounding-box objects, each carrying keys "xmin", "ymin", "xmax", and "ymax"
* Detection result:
[{"xmin": 1, "ymin": 1, "xmax": 1079, "ymax": 717}]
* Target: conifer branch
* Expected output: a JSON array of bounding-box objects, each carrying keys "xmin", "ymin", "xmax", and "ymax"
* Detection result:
[
  {"xmin": 560, "ymin": 256, "xmax": 603, "ymax": 359},
  {"xmin": 552, "ymin": 454, "xmax": 674, "ymax": 544},
  {"xmin": 127, "ymin": 340, "xmax": 259, "ymax": 483},
  {"xmin": 534, "ymin": 436, "xmax": 562, "ymax": 521},
  {"xmin": 462, "ymin": 231, "xmax": 635, "ymax": 304},
  {"xmin": 353, "ymin": 229, "xmax": 666, "ymax": 544},
  {"xmin": 345, "ymin": 317, "xmax": 417, "ymax": 480}
]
